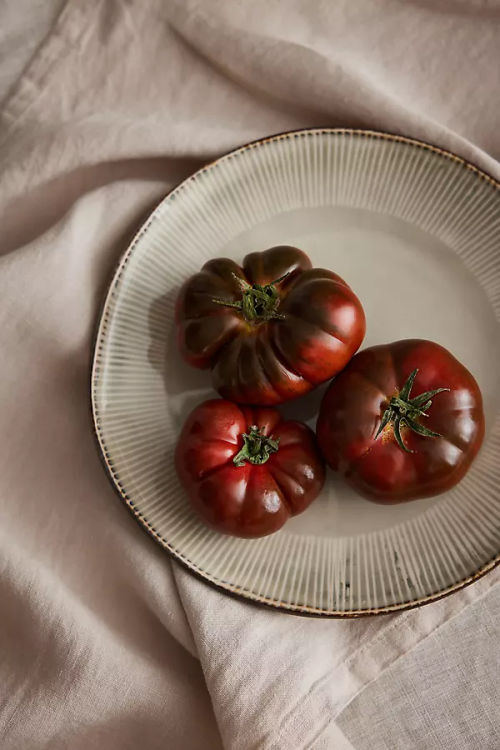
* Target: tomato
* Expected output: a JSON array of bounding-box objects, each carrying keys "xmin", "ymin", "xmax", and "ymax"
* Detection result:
[
  {"xmin": 175, "ymin": 399, "xmax": 325, "ymax": 537},
  {"xmin": 316, "ymin": 339, "xmax": 485, "ymax": 503},
  {"xmin": 175, "ymin": 246, "xmax": 365, "ymax": 404}
]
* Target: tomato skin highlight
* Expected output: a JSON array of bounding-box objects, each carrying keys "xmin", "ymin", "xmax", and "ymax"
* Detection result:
[
  {"xmin": 316, "ymin": 340, "xmax": 485, "ymax": 503},
  {"xmin": 176, "ymin": 399, "xmax": 325, "ymax": 537},
  {"xmin": 175, "ymin": 246, "xmax": 366, "ymax": 405}
]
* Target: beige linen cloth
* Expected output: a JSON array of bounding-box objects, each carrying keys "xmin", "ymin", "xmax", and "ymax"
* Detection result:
[{"xmin": 1, "ymin": 2, "xmax": 500, "ymax": 748}]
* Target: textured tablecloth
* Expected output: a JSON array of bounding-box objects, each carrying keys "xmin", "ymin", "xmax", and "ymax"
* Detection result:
[{"xmin": 1, "ymin": 2, "xmax": 500, "ymax": 748}]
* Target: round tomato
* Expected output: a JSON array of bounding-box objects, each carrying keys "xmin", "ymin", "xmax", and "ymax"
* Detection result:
[
  {"xmin": 316, "ymin": 339, "xmax": 485, "ymax": 503},
  {"xmin": 175, "ymin": 246, "xmax": 365, "ymax": 404},
  {"xmin": 175, "ymin": 399, "xmax": 325, "ymax": 537}
]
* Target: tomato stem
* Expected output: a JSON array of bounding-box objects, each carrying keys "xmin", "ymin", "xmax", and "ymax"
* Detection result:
[
  {"xmin": 212, "ymin": 272, "xmax": 290, "ymax": 323},
  {"xmin": 375, "ymin": 368, "xmax": 449, "ymax": 453},
  {"xmin": 233, "ymin": 425, "xmax": 280, "ymax": 466}
]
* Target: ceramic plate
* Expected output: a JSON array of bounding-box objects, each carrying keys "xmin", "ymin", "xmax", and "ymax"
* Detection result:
[{"xmin": 92, "ymin": 129, "xmax": 500, "ymax": 616}]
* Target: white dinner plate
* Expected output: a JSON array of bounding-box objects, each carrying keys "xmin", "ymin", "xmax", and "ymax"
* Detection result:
[{"xmin": 91, "ymin": 129, "xmax": 500, "ymax": 616}]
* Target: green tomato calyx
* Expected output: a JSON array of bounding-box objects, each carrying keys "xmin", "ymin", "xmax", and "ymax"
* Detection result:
[
  {"xmin": 212, "ymin": 272, "xmax": 290, "ymax": 323},
  {"xmin": 375, "ymin": 368, "xmax": 449, "ymax": 454},
  {"xmin": 233, "ymin": 425, "xmax": 280, "ymax": 467}
]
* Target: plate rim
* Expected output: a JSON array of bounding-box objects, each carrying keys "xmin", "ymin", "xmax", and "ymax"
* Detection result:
[{"xmin": 90, "ymin": 126, "xmax": 500, "ymax": 617}]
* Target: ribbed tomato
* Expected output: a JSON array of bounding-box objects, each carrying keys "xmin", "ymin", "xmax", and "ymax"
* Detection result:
[
  {"xmin": 175, "ymin": 246, "xmax": 365, "ymax": 404},
  {"xmin": 175, "ymin": 399, "xmax": 325, "ymax": 537},
  {"xmin": 316, "ymin": 340, "xmax": 485, "ymax": 503}
]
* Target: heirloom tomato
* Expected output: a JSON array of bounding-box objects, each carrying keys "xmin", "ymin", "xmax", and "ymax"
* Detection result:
[
  {"xmin": 176, "ymin": 399, "xmax": 325, "ymax": 537},
  {"xmin": 316, "ymin": 340, "xmax": 484, "ymax": 503},
  {"xmin": 175, "ymin": 246, "xmax": 365, "ymax": 404}
]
